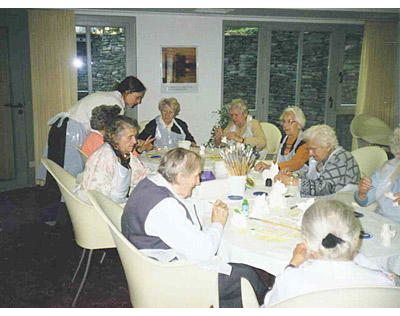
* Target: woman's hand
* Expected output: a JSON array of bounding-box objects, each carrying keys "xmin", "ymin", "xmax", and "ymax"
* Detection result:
[
  {"xmin": 274, "ymin": 170, "xmax": 299, "ymax": 186},
  {"xmin": 214, "ymin": 127, "xmax": 223, "ymax": 146},
  {"xmin": 393, "ymin": 192, "xmax": 400, "ymax": 206},
  {"xmin": 190, "ymin": 142, "xmax": 199, "ymax": 148},
  {"xmin": 357, "ymin": 177, "xmax": 372, "ymax": 200},
  {"xmin": 211, "ymin": 199, "xmax": 228, "ymax": 227},
  {"xmin": 254, "ymin": 161, "xmax": 270, "ymax": 172},
  {"xmin": 136, "ymin": 136, "xmax": 154, "ymax": 153},
  {"xmin": 289, "ymin": 242, "xmax": 310, "ymax": 267},
  {"xmin": 225, "ymin": 131, "xmax": 243, "ymax": 143}
]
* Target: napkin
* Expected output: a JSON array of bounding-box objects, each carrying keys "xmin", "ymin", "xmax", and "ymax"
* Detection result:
[
  {"xmin": 231, "ymin": 210, "xmax": 248, "ymax": 229},
  {"xmin": 262, "ymin": 162, "xmax": 279, "ymax": 182},
  {"xmin": 268, "ymin": 180, "xmax": 287, "ymax": 210},
  {"xmin": 251, "ymin": 194, "xmax": 270, "ymax": 219}
]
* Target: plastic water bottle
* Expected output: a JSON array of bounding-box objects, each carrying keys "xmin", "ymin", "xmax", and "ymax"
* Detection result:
[{"xmin": 242, "ymin": 199, "xmax": 249, "ymax": 217}]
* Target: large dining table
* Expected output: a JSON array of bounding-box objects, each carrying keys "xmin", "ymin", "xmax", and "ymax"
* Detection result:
[
  {"xmin": 191, "ymin": 171, "xmax": 400, "ymax": 276},
  {"xmin": 138, "ymin": 147, "xmax": 400, "ymax": 276}
]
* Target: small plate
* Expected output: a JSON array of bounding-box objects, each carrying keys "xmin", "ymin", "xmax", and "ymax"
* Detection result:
[{"xmin": 253, "ymin": 191, "xmax": 268, "ymax": 196}]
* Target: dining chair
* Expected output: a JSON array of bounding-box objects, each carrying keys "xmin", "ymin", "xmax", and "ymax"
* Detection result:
[
  {"xmin": 259, "ymin": 122, "xmax": 282, "ymax": 160},
  {"xmin": 139, "ymin": 120, "xmax": 149, "ymax": 133},
  {"xmin": 86, "ymin": 189, "xmax": 220, "ymax": 308},
  {"xmin": 350, "ymin": 113, "xmax": 393, "ymax": 150},
  {"xmin": 41, "ymin": 158, "xmax": 117, "ymax": 307},
  {"xmin": 72, "ymin": 144, "xmax": 89, "ymax": 165},
  {"xmin": 351, "ymin": 146, "xmax": 388, "ymax": 178},
  {"xmin": 269, "ymin": 286, "xmax": 400, "ymax": 307},
  {"xmin": 241, "ymin": 278, "xmax": 260, "ymax": 308}
]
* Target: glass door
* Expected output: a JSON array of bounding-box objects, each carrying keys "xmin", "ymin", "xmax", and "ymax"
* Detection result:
[{"xmin": 223, "ymin": 23, "xmax": 363, "ymax": 151}]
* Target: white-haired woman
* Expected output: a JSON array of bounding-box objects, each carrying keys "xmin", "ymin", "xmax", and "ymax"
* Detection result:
[
  {"xmin": 355, "ymin": 128, "xmax": 400, "ymax": 222},
  {"xmin": 275, "ymin": 124, "xmax": 359, "ymax": 197},
  {"xmin": 264, "ymin": 199, "xmax": 396, "ymax": 307},
  {"xmin": 214, "ymin": 98, "xmax": 266, "ymax": 151},
  {"xmin": 138, "ymin": 97, "xmax": 196, "ymax": 150},
  {"xmin": 255, "ymin": 106, "xmax": 309, "ymax": 172}
]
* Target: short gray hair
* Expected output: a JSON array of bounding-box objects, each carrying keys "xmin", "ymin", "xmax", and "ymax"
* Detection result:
[
  {"xmin": 226, "ymin": 98, "xmax": 248, "ymax": 115},
  {"xmin": 303, "ymin": 124, "xmax": 339, "ymax": 149},
  {"xmin": 158, "ymin": 148, "xmax": 201, "ymax": 184},
  {"xmin": 279, "ymin": 106, "xmax": 306, "ymax": 129},
  {"xmin": 90, "ymin": 104, "xmax": 121, "ymax": 131},
  {"xmin": 104, "ymin": 116, "xmax": 138, "ymax": 145},
  {"xmin": 301, "ymin": 199, "xmax": 361, "ymax": 260},
  {"xmin": 158, "ymin": 97, "xmax": 180, "ymax": 116},
  {"xmin": 390, "ymin": 127, "xmax": 400, "ymax": 156}
]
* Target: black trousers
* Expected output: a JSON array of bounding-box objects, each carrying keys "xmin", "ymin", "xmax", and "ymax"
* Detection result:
[
  {"xmin": 218, "ymin": 263, "xmax": 275, "ymax": 308},
  {"xmin": 41, "ymin": 118, "xmax": 68, "ymax": 205}
]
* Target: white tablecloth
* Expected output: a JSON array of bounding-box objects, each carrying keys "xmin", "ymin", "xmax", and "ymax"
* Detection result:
[{"xmin": 193, "ymin": 176, "xmax": 400, "ymax": 276}]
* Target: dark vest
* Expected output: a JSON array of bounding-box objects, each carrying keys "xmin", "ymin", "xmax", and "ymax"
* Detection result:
[{"xmin": 121, "ymin": 177, "xmax": 194, "ymax": 250}]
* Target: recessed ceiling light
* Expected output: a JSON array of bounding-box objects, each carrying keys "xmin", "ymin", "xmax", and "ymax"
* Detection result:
[{"xmin": 194, "ymin": 8, "xmax": 235, "ymax": 14}]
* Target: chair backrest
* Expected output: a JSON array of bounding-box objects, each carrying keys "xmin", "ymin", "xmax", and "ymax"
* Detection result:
[
  {"xmin": 270, "ymin": 286, "xmax": 400, "ymax": 308},
  {"xmin": 241, "ymin": 278, "xmax": 259, "ymax": 308},
  {"xmin": 350, "ymin": 114, "xmax": 393, "ymax": 149},
  {"xmin": 351, "ymin": 146, "xmax": 388, "ymax": 178},
  {"xmin": 86, "ymin": 189, "xmax": 219, "ymax": 308},
  {"xmin": 139, "ymin": 120, "xmax": 149, "ymax": 133},
  {"xmin": 73, "ymin": 144, "xmax": 88, "ymax": 165},
  {"xmin": 260, "ymin": 122, "xmax": 282, "ymax": 157},
  {"xmin": 41, "ymin": 158, "xmax": 115, "ymax": 250}
]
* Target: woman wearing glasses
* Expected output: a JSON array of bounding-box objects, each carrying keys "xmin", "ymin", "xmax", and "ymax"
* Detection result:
[
  {"xmin": 255, "ymin": 106, "xmax": 310, "ymax": 173},
  {"xmin": 137, "ymin": 97, "xmax": 197, "ymax": 150}
]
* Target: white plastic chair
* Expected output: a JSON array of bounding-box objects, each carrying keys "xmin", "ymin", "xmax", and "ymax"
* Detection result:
[
  {"xmin": 73, "ymin": 144, "xmax": 88, "ymax": 165},
  {"xmin": 241, "ymin": 278, "xmax": 260, "ymax": 308},
  {"xmin": 86, "ymin": 189, "xmax": 220, "ymax": 308},
  {"xmin": 350, "ymin": 113, "xmax": 393, "ymax": 150},
  {"xmin": 41, "ymin": 158, "xmax": 117, "ymax": 307},
  {"xmin": 139, "ymin": 120, "xmax": 149, "ymax": 133},
  {"xmin": 270, "ymin": 286, "xmax": 400, "ymax": 308},
  {"xmin": 259, "ymin": 122, "xmax": 282, "ymax": 159},
  {"xmin": 351, "ymin": 146, "xmax": 388, "ymax": 178}
]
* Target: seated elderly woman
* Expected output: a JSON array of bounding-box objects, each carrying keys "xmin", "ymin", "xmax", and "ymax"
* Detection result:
[
  {"xmin": 255, "ymin": 106, "xmax": 309, "ymax": 173},
  {"xmin": 81, "ymin": 104, "xmax": 121, "ymax": 157},
  {"xmin": 354, "ymin": 128, "xmax": 400, "ymax": 223},
  {"xmin": 214, "ymin": 99, "xmax": 266, "ymax": 152},
  {"xmin": 121, "ymin": 148, "xmax": 271, "ymax": 307},
  {"xmin": 264, "ymin": 199, "xmax": 396, "ymax": 307},
  {"xmin": 75, "ymin": 116, "xmax": 151, "ymax": 204},
  {"xmin": 275, "ymin": 124, "xmax": 359, "ymax": 197},
  {"xmin": 137, "ymin": 97, "xmax": 196, "ymax": 149}
]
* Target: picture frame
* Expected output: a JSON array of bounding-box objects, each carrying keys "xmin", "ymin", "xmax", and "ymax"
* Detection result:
[{"xmin": 161, "ymin": 46, "xmax": 198, "ymax": 93}]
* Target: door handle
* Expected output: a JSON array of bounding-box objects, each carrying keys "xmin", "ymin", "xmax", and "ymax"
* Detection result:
[
  {"xmin": 329, "ymin": 97, "xmax": 334, "ymax": 108},
  {"xmin": 4, "ymin": 103, "xmax": 24, "ymax": 108}
]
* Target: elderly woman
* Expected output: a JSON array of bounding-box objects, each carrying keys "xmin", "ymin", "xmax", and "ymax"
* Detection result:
[
  {"xmin": 81, "ymin": 104, "xmax": 121, "ymax": 157},
  {"xmin": 275, "ymin": 124, "xmax": 359, "ymax": 197},
  {"xmin": 75, "ymin": 116, "xmax": 150, "ymax": 204},
  {"xmin": 137, "ymin": 97, "xmax": 196, "ymax": 149},
  {"xmin": 214, "ymin": 99, "xmax": 266, "ymax": 152},
  {"xmin": 122, "ymin": 148, "xmax": 271, "ymax": 307},
  {"xmin": 255, "ymin": 106, "xmax": 309, "ymax": 173},
  {"xmin": 354, "ymin": 128, "xmax": 400, "ymax": 223},
  {"xmin": 264, "ymin": 199, "xmax": 396, "ymax": 307}
]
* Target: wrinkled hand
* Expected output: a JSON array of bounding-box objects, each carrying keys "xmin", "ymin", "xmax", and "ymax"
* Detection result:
[
  {"xmin": 289, "ymin": 242, "xmax": 311, "ymax": 267},
  {"xmin": 211, "ymin": 199, "xmax": 228, "ymax": 227},
  {"xmin": 137, "ymin": 136, "xmax": 155, "ymax": 153},
  {"xmin": 214, "ymin": 127, "xmax": 223, "ymax": 140},
  {"xmin": 358, "ymin": 177, "xmax": 372, "ymax": 199},
  {"xmin": 254, "ymin": 161, "xmax": 270, "ymax": 172},
  {"xmin": 225, "ymin": 131, "xmax": 242, "ymax": 143},
  {"xmin": 393, "ymin": 192, "xmax": 400, "ymax": 206},
  {"xmin": 190, "ymin": 142, "xmax": 199, "ymax": 148},
  {"xmin": 274, "ymin": 170, "xmax": 298, "ymax": 186}
]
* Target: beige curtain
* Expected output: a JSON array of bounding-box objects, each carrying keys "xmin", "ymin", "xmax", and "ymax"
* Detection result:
[
  {"xmin": 29, "ymin": 9, "xmax": 77, "ymax": 183},
  {"xmin": 352, "ymin": 21, "xmax": 397, "ymax": 150}
]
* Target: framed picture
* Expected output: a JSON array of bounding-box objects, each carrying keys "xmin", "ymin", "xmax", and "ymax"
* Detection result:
[{"xmin": 161, "ymin": 46, "xmax": 198, "ymax": 93}]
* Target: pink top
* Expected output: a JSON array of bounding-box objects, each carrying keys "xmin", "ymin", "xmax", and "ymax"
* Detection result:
[{"xmin": 81, "ymin": 131, "xmax": 104, "ymax": 157}]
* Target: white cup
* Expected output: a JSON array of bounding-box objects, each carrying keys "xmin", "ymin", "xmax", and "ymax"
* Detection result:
[
  {"xmin": 214, "ymin": 161, "xmax": 229, "ymax": 178},
  {"xmin": 228, "ymin": 175, "xmax": 246, "ymax": 197},
  {"xmin": 177, "ymin": 140, "xmax": 191, "ymax": 150}
]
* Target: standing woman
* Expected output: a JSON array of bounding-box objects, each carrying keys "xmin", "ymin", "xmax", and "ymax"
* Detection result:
[{"xmin": 38, "ymin": 76, "xmax": 146, "ymax": 202}]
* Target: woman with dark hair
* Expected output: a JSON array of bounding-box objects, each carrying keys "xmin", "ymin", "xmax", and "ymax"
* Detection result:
[
  {"xmin": 37, "ymin": 76, "xmax": 146, "ymax": 204},
  {"xmin": 75, "ymin": 116, "xmax": 151, "ymax": 204}
]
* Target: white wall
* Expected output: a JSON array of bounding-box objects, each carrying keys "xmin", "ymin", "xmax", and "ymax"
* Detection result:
[{"xmin": 136, "ymin": 14, "xmax": 223, "ymax": 145}]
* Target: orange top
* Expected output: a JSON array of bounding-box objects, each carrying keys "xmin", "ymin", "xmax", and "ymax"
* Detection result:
[{"xmin": 276, "ymin": 135, "xmax": 310, "ymax": 172}]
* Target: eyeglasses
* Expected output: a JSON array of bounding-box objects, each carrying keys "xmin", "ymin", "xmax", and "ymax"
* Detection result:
[
  {"xmin": 161, "ymin": 109, "xmax": 175, "ymax": 115},
  {"xmin": 280, "ymin": 119, "xmax": 296, "ymax": 126}
]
